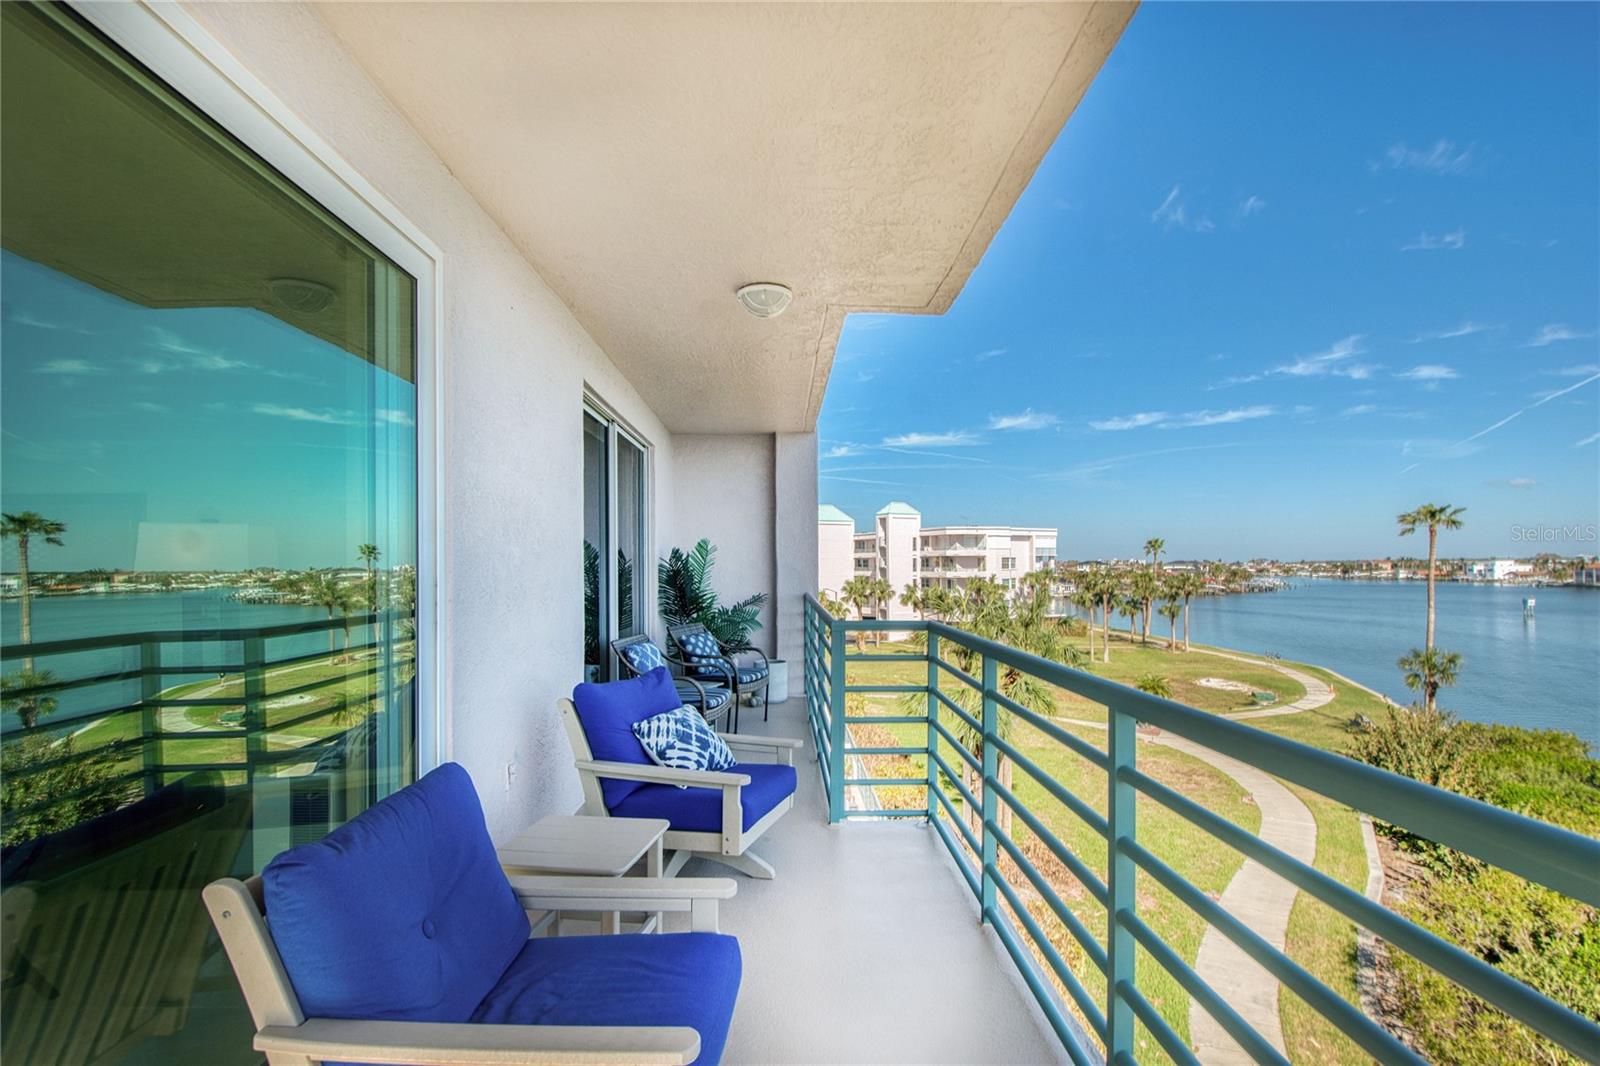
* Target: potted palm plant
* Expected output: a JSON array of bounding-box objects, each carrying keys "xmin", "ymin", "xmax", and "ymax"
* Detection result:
[{"xmin": 658, "ymin": 540, "xmax": 782, "ymax": 701}]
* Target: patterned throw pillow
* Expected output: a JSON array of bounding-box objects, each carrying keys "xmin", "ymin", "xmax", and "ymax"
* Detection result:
[
  {"xmin": 679, "ymin": 631, "xmax": 722, "ymax": 659},
  {"xmin": 619, "ymin": 641, "xmax": 665, "ymax": 675},
  {"xmin": 631, "ymin": 707, "xmax": 737, "ymax": 780}
]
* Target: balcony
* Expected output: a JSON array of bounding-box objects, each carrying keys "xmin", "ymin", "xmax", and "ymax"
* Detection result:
[{"xmin": 800, "ymin": 595, "xmax": 1600, "ymax": 1065}]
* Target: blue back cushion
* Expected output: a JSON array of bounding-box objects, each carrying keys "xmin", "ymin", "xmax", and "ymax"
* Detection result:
[
  {"xmin": 618, "ymin": 641, "xmax": 665, "ymax": 676},
  {"xmin": 262, "ymin": 763, "xmax": 529, "ymax": 1023},
  {"xmin": 571, "ymin": 666, "xmax": 683, "ymax": 807}
]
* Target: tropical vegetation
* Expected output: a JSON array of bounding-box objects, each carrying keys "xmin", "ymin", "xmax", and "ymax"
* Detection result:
[{"xmin": 657, "ymin": 538, "xmax": 767, "ymax": 647}]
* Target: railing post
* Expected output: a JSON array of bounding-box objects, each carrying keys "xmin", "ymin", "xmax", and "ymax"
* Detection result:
[
  {"xmin": 243, "ymin": 635, "xmax": 267, "ymax": 790},
  {"xmin": 925, "ymin": 629, "xmax": 939, "ymax": 823},
  {"xmin": 827, "ymin": 618, "xmax": 847, "ymax": 823},
  {"xmin": 138, "ymin": 639, "xmax": 161, "ymax": 797},
  {"xmin": 1106, "ymin": 701, "xmax": 1138, "ymax": 1057},
  {"xmin": 980, "ymin": 652, "xmax": 998, "ymax": 923}
]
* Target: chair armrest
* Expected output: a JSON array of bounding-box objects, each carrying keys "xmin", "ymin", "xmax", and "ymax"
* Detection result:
[
  {"xmin": 728, "ymin": 645, "xmax": 771, "ymax": 671},
  {"xmin": 720, "ymin": 733, "xmax": 802, "ymax": 765},
  {"xmin": 576, "ymin": 759, "xmax": 750, "ymax": 788},
  {"xmin": 509, "ymin": 876, "xmax": 735, "ymax": 933},
  {"xmin": 256, "ymin": 1018, "xmax": 699, "ymax": 1065}
]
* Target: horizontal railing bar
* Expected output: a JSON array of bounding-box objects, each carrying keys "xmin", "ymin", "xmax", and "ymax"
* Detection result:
[
  {"xmin": 983, "ymin": 903, "xmax": 1100, "ymax": 1066},
  {"xmin": 2, "ymin": 735, "xmax": 147, "ymax": 778},
  {"xmin": 1113, "ymin": 978, "xmax": 1200, "ymax": 1066},
  {"xmin": 989, "ymin": 685, "xmax": 1109, "ymax": 771},
  {"xmin": 931, "ymin": 688, "xmax": 982, "ymax": 735},
  {"xmin": 1122, "ymin": 765, "xmax": 1600, "ymax": 1058},
  {"xmin": 987, "ymin": 774, "xmax": 1109, "ymax": 909},
  {"xmin": 843, "ymin": 684, "xmax": 925, "ymax": 695},
  {"xmin": 264, "ymin": 671, "xmax": 367, "ymax": 702},
  {"xmin": 1120, "ymin": 902, "xmax": 1280, "ymax": 1062},
  {"xmin": 842, "ymin": 809, "xmax": 927, "ymax": 819},
  {"xmin": 1118, "ymin": 908, "xmax": 1283, "ymax": 1066},
  {"xmin": 986, "ymin": 859, "xmax": 1108, "ymax": 1040},
  {"xmin": 930, "ymin": 810, "xmax": 981, "ymax": 899},
  {"xmin": 1124, "ymin": 838, "xmax": 1422, "ymax": 1065},
  {"xmin": 1, "ymin": 612, "xmax": 401, "ymax": 659},
  {"xmin": 930, "ymin": 722, "xmax": 981, "ymax": 777},
  {"xmin": 929, "ymin": 748, "xmax": 982, "ymax": 815},
  {"xmin": 933, "ymin": 655, "xmax": 983, "ymax": 693},
  {"xmin": 843, "ymin": 715, "xmax": 925, "ymax": 725},
  {"xmin": 843, "ymin": 778, "xmax": 926, "ymax": 788},
  {"xmin": 924, "ymin": 619, "xmax": 1600, "ymax": 907},
  {"xmin": 836, "ymin": 619, "xmax": 927, "ymax": 633},
  {"xmin": 271, "ymin": 703, "xmax": 357, "ymax": 734},
  {"xmin": 266, "ymin": 640, "xmax": 386, "ymax": 673},
  {"xmin": 931, "ymin": 777, "xmax": 982, "ymax": 856},
  {"xmin": 844, "ymin": 653, "xmax": 926, "ymax": 663},
  {"xmin": 842, "ymin": 746, "xmax": 925, "ymax": 756},
  {"xmin": 991, "ymin": 820, "xmax": 1109, "ymax": 971},
  {"xmin": 988, "ymin": 732, "xmax": 1110, "ymax": 841}
]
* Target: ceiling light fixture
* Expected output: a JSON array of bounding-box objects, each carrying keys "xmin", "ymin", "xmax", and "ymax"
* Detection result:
[
  {"xmin": 735, "ymin": 282, "xmax": 793, "ymax": 319},
  {"xmin": 268, "ymin": 278, "xmax": 336, "ymax": 314}
]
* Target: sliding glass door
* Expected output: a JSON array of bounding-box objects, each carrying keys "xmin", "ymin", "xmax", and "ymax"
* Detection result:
[
  {"xmin": 0, "ymin": 3, "xmax": 418, "ymax": 1060},
  {"xmin": 582, "ymin": 406, "xmax": 649, "ymax": 680}
]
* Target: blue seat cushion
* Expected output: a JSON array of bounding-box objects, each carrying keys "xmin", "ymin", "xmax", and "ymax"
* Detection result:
[
  {"xmin": 262, "ymin": 763, "xmax": 529, "ymax": 1024},
  {"xmin": 690, "ymin": 663, "xmax": 767, "ymax": 685},
  {"xmin": 473, "ymin": 932, "xmax": 741, "ymax": 1066},
  {"xmin": 609, "ymin": 763, "xmax": 796, "ymax": 832},
  {"xmin": 676, "ymin": 680, "xmax": 730, "ymax": 711},
  {"xmin": 572, "ymin": 667, "xmax": 683, "ymax": 806}
]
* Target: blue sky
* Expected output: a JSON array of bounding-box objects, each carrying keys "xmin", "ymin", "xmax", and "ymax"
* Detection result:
[
  {"xmin": 818, "ymin": 2, "xmax": 1600, "ymax": 560},
  {"xmin": 2, "ymin": 252, "xmax": 416, "ymax": 572}
]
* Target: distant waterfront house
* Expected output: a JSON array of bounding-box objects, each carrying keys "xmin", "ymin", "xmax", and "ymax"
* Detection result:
[{"xmin": 818, "ymin": 500, "xmax": 1058, "ymax": 617}]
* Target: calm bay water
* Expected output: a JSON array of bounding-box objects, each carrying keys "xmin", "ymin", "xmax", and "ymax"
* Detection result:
[
  {"xmin": 0, "ymin": 589, "xmax": 330, "ymax": 732},
  {"xmin": 1181, "ymin": 580, "xmax": 1600, "ymax": 746}
]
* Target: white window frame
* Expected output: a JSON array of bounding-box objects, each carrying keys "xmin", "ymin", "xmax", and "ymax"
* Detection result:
[
  {"xmin": 583, "ymin": 392, "xmax": 655, "ymax": 676},
  {"xmin": 69, "ymin": 1, "xmax": 447, "ymax": 771}
]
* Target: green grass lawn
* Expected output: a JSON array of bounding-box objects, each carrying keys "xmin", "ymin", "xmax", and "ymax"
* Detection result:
[{"xmin": 841, "ymin": 635, "xmax": 1382, "ymax": 1062}]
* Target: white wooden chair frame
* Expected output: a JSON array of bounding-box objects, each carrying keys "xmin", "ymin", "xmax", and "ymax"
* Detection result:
[
  {"xmin": 204, "ymin": 872, "xmax": 735, "ymax": 1066},
  {"xmin": 558, "ymin": 698, "xmax": 802, "ymax": 879}
]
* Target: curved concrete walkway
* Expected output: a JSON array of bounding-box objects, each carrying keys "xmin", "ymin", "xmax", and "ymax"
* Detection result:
[{"xmin": 1197, "ymin": 649, "xmax": 1335, "ymax": 721}]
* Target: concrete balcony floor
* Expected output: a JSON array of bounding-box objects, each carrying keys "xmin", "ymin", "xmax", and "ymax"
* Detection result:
[{"xmin": 678, "ymin": 697, "xmax": 1066, "ymax": 1065}]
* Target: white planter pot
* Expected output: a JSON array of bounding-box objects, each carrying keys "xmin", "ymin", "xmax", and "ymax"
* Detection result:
[{"xmin": 766, "ymin": 659, "xmax": 789, "ymax": 703}]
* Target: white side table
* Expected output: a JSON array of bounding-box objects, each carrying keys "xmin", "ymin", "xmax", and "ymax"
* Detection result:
[{"xmin": 498, "ymin": 814, "xmax": 669, "ymax": 934}]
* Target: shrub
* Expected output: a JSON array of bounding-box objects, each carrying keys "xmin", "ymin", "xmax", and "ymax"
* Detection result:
[{"xmin": 1135, "ymin": 673, "xmax": 1172, "ymax": 699}]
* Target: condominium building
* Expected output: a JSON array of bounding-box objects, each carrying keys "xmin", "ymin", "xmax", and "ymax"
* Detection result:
[{"xmin": 819, "ymin": 501, "xmax": 1058, "ymax": 618}]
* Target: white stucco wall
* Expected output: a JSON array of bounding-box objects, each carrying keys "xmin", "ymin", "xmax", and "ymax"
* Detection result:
[
  {"xmin": 185, "ymin": 1, "xmax": 677, "ymax": 841},
  {"xmin": 670, "ymin": 434, "xmax": 777, "ymax": 653},
  {"xmin": 772, "ymin": 433, "xmax": 818, "ymax": 667}
]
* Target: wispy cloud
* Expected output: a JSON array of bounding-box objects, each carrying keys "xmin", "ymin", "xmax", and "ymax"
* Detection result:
[
  {"xmin": 1091, "ymin": 406, "xmax": 1275, "ymax": 431},
  {"xmin": 35, "ymin": 358, "xmax": 100, "ymax": 376},
  {"xmin": 819, "ymin": 474, "xmax": 901, "ymax": 486},
  {"xmin": 1235, "ymin": 195, "xmax": 1267, "ymax": 221},
  {"xmin": 1151, "ymin": 186, "xmax": 1214, "ymax": 233},
  {"xmin": 1526, "ymin": 324, "xmax": 1596, "ymax": 347},
  {"xmin": 1272, "ymin": 334, "xmax": 1374, "ymax": 379},
  {"xmin": 1396, "ymin": 364, "xmax": 1459, "ymax": 388},
  {"xmin": 1484, "ymin": 476, "xmax": 1537, "ymax": 490},
  {"xmin": 1401, "ymin": 228, "xmax": 1466, "ymax": 252},
  {"xmin": 988, "ymin": 409, "xmax": 1059, "ymax": 431},
  {"xmin": 377, "ymin": 409, "xmax": 414, "ymax": 427},
  {"xmin": 1372, "ymin": 139, "xmax": 1475, "ymax": 175},
  {"xmin": 1341, "ymin": 404, "xmax": 1378, "ymax": 417},
  {"xmin": 1409, "ymin": 320, "xmax": 1488, "ymax": 343},
  {"xmin": 881, "ymin": 431, "xmax": 982, "ymax": 448},
  {"xmin": 1576, "ymin": 432, "xmax": 1600, "ymax": 447},
  {"xmin": 975, "ymin": 348, "xmax": 1007, "ymax": 362},
  {"xmin": 822, "ymin": 443, "xmax": 864, "ymax": 459},
  {"xmin": 251, "ymin": 403, "xmax": 360, "ymax": 426},
  {"xmin": 1090, "ymin": 411, "xmax": 1169, "ymax": 432},
  {"xmin": 1163, "ymin": 405, "xmax": 1276, "ymax": 429},
  {"xmin": 5, "ymin": 309, "xmax": 96, "ymax": 335},
  {"xmin": 1039, "ymin": 442, "xmax": 1246, "ymax": 484},
  {"xmin": 1550, "ymin": 363, "xmax": 1600, "ymax": 377}
]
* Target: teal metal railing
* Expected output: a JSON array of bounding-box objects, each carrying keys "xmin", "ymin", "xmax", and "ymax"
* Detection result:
[
  {"xmin": 802, "ymin": 594, "xmax": 1600, "ymax": 1065},
  {"xmin": 0, "ymin": 613, "xmax": 411, "ymax": 835}
]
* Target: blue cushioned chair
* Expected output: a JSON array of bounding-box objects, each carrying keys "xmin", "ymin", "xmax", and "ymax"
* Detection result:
[
  {"xmin": 667, "ymin": 624, "xmax": 772, "ymax": 724},
  {"xmin": 203, "ymin": 762, "xmax": 741, "ymax": 1065},
  {"xmin": 562, "ymin": 668, "xmax": 801, "ymax": 879},
  {"xmin": 611, "ymin": 634, "xmax": 734, "ymax": 730}
]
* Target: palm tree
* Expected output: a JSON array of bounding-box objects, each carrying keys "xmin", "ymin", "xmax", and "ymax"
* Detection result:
[
  {"xmin": 358, "ymin": 543, "xmax": 381, "ymax": 610},
  {"xmin": 1091, "ymin": 568, "xmax": 1117, "ymax": 664},
  {"xmin": 1144, "ymin": 537, "xmax": 1167, "ymax": 574},
  {"xmin": 1130, "ymin": 568, "xmax": 1159, "ymax": 644},
  {"xmin": 869, "ymin": 577, "xmax": 894, "ymax": 645},
  {"xmin": 1159, "ymin": 601, "xmax": 1182, "ymax": 650},
  {"xmin": 1118, "ymin": 596, "xmax": 1141, "ymax": 639},
  {"xmin": 2, "ymin": 667, "xmax": 59, "ymax": 730},
  {"xmin": 838, "ymin": 576, "xmax": 874, "ymax": 652},
  {"xmin": 299, "ymin": 571, "xmax": 355, "ymax": 657},
  {"xmin": 900, "ymin": 581, "xmax": 924, "ymax": 620},
  {"xmin": 1397, "ymin": 503, "xmax": 1465, "ymax": 650},
  {"xmin": 1175, "ymin": 571, "xmax": 1202, "ymax": 651},
  {"xmin": 1070, "ymin": 583, "xmax": 1097, "ymax": 661},
  {"xmin": 1398, "ymin": 647, "xmax": 1462, "ymax": 712},
  {"xmin": 2, "ymin": 512, "xmax": 65, "ymax": 671}
]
